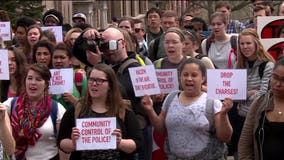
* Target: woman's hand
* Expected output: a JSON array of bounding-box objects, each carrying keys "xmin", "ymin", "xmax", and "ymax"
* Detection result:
[
  {"xmin": 112, "ymin": 129, "xmax": 122, "ymax": 146},
  {"xmin": 71, "ymin": 127, "xmax": 80, "ymax": 148},
  {"xmin": 152, "ymin": 94, "xmax": 165, "ymax": 103},
  {"xmin": 63, "ymin": 93, "xmax": 78, "ymax": 104},
  {"xmin": 141, "ymin": 95, "xmax": 154, "ymax": 112},
  {"xmin": 220, "ymin": 97, "xmax": 233, "ymax": 114}
]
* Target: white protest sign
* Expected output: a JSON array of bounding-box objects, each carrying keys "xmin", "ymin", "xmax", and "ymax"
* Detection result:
[
  {"xmin": 129, "ymin": 65, "xmax": 161, "ymax": 97},
  {"xmin": 0, "ymin": 22, "xmax": 11, "ymax": 41},
  {"xmin": 76, "ymin": 117, "xmax": 116, "ymax": 150},
  {"xmin": 49, "ymin": 68, "xmax": 73, "ymax": 94},
  {"xmin": 41, "ymin": 26, "xmax": 63, "ymax": 42},
  {"xmin": 207, "ymin": 69, "xmax": 247, "ymax": 100},
  {"xmin": 156, "ymin": 69, "xmax": 179, "ymax": 94},
  {"xmin": 0, "ymin": 49, "xmax": 9, "ymax": 80}
]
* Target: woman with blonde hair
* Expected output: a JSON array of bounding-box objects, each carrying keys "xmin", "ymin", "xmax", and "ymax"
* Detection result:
[{"xmin": 232, "ymin": 28, "xmax": 275, "ymax": 159}]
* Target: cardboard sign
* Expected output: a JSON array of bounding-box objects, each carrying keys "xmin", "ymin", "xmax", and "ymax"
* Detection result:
[
  {"xmin": 41, "ymin": 26, "xmax": 63, "ymax": 42},
  {"xmin": 0, "ymin": 49, "xmax": 9, "ymax": 80},
  {"xmin": 49, "ymin": 68, "xmax": 73, "ymax": 94},
  {"xmin": 76, "ymin": 117, "xmax": 116, "ymax": 150},
  {"xmin": 257, "ymin": 16, "xmax": 284, "ymax": 39},
  {"xmin": 207, "ymin": 69, "xmax": 247, "ymax": 100},
  {"xmin": 156, "ymin": 69, "xmax": 179, "ymax": 94},
  {"xmin": 129, "ymin": 65, "xmax": 161, "ymax": 96},
  {"xmin": 0, "ymin": 22, "xmax": 11, "ymax": 41}
]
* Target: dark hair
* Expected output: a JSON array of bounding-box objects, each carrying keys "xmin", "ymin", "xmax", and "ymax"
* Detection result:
[
  {"xmin": 183, "ymin": 29, "xmax": 200, "ymax": 43},
  {"xmin": 178, "ymin": 58, "xmax": 207, "ymax": 78},
  {"xmin": 33, "ymin": 40, "xmax": 54, "ymax": 67},
  {"xmin": 15, "ymin": 16, "xmax": 37, "ymax": 30},
  {"xmin": 25, "ymin": 63, "xmax": 51, "ymax": 91},
  {"xmin": 146, "ymin": 7, "xmax": 162, "ymax": 18},
  {"xmin": 190, "ymin": 17, "xmax": 208, "ymax": 31},
  {"xmin": 274, "ymin": 56, "xmax": 284, "ymax": 70},
  {"xmin": 54, "ymin": 42, "xmax": 72, "ymax": 58},
  {"xmin": 73, "ymin": 23, "xmax": 93, "ymax": 30},
  {"xmin": 77, "ymin": 63, "xmax": 127, "ymax": 118},
  {"xmin": 42, "ymin": 9, "xmax": 63, "ymax": 26},
  {"xmin": 118, "ymin": 17, "xmax": 135, "ymax": 29},
  {"xmin": 253, "ymin": 5, "xmax": 269, "ymax": 16}
]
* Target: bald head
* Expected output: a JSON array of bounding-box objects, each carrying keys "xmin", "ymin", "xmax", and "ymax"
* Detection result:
[
  {"xmin": 102, "ymin": 27, "xmax": 124, "ymax": 40},
  {"xmin": 101, "ymin": 27, "xmax": 128, "ymax": 64}
]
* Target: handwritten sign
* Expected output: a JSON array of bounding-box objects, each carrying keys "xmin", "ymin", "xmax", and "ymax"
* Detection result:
[
  {"xmin": 41, "ymin": 26, "xmax": 63, "ymax": 42},
  {"xmin": 49, "ymin": 68, "xmax": 73, "ymax": 94},
  {"xmin": 0, "ymin": 49, "xmax": 9, "ymax": 80},
  {"xmin": 0, "ymin": 22, "xmax": 11, "ymax": 41},
  {"xmin": 156, "ymin": 69, "xmax": 179, "ymax": 94},
  {"xmin": 129, "ymin": 65, "xmax": 161, "ymax": 96},
  {"xmin": 207, "ymin": 69, "xmax": 247, "ymax": 100},
  {"xmin": 76, "ymin": 117, "xmax": 116, "ymax": 150}
]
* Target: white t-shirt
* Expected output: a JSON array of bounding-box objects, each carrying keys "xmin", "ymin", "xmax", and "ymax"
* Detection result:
[
  {"xmin": 3, "ymin": 98, "xmax": 66, "ymax": 160},
  {"xmin": 162, "ymin": 92, "xmax": 222, "ymax": 158}
]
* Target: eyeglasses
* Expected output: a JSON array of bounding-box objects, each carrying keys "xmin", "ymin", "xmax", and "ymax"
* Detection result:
[
  {"xmin": 134, "ymin": 28, "xmax": 143, "ymax": 33},
  {"xmin": 271, "ymin": 74, "xmax": 284, "ymax": 86},
  {"xmin": 88, "ymin": 77, "xmax": 108, "ymax": 85}
]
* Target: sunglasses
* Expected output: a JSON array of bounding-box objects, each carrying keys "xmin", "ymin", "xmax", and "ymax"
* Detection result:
[{"xmin": 134, "ymin": 28, "xmax": 143, "ymax": 33}]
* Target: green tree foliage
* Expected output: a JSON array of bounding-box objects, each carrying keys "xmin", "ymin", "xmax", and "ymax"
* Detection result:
[{"xmin": 0, "ymin": 0, "xmax": 45, "ymax": 28}]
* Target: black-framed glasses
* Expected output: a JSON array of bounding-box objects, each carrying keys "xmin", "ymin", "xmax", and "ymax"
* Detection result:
[{"xmin": 88, "ymin": 77, "xmax": 108, "ymax": 85}]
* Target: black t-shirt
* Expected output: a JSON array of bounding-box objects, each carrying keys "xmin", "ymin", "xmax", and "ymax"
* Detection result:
[{"xmin": 57, "ymin": 106, "xmax": 143, "ymax": 160}]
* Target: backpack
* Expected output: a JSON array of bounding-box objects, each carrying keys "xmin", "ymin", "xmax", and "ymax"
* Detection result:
[
  {"xmin": 259, "ymin": 61, "xmax": 268, "ymax": 79},
  {"xmin": 11, "ymin": 97, "xmax": 58, "ymax": 136},
  {"xmin": 164, "ymin": 91, "xmax": 227, "ymax": 160},
  {"xmin": 206, "ymin": 35, "xmax": 238, "ymax": 56}
]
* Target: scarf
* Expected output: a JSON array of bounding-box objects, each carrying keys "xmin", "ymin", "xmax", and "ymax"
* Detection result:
[{"xmin": 11, "ymin": 93, "xmax": 52, "ymax": 160}]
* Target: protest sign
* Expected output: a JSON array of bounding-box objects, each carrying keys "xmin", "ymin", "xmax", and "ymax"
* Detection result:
[
  {"xmin": 41, "ymin": 26, "xmax": 63, "ymax": 42},
  {"xmin": 49, "ymin": 68, "xmax": 73, "ymax": 94},
  {"xmin": 0, "ymin": 22, "xmax": 11, "ymax": 41},
  {"xmin": 129, "ymin": 65, "xmax": 161, "ymax": 96},
  {"xmin": 76, "ymin": 117, "xmax": 116, "ymax": 150},
  {"xmin": 207, "ymin": 69, "xmax": 247, "ymax": 100},
  {"xmin": 156, "ymin": 69, "xmax": 178, "ymax": 94},
  {"xmin": 0, "ymin": 49, "xmax": 9, "ymax": 80}
]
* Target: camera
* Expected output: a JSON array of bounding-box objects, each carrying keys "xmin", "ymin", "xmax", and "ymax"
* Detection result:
[
  {"xmin": 80, "ymin": 37, "xmax": 101, "ymax": 53},
  {"xmin": 80, "ymin": 37, "xmax": 119, "ymax": 53}
]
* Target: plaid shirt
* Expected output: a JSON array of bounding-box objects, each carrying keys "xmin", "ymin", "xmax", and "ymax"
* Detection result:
[{"xmin": 227, "ymin": 19, "xmax": 246, "ymax": 34}]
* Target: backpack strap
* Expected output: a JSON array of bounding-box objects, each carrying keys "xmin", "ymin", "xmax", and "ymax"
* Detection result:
[
  {"xmin": 195, "ymin": 54, "xmax": 207, "ymax": 60},
  {"xmin": 51, "ymin": 100, "xmax": 58, "ymax": 137},
  {"xmin": 230, "ymin": 35, "xmax": 238, "ymax": 57},
  {"xmin": 205, "ymin": 98, "xmax": 215, "ymax": 131},
  {"xmin": 117, "ymin": 58, "xmax": 139, "ymax": 77},
  {"xmin": 155, "ymin": 57, "xmax": 164, "ymax": 69},
  {"xmin": 258, "ymin": 61, "xmax": 268, "ymax": 79},
  {"xmin": 153, "ymin": 37, "xmax": 161, "ymax": 61},
  {"xmin": 163, "ymin": 90, "xmax": 180, "ymax": 112},
  {"xmin": 205, "ymin": 39, "xmax": 212, "ymax": 55},
  {"xmin": 11, "ymin": 97, "xmax": 58, "ymax": 136}
]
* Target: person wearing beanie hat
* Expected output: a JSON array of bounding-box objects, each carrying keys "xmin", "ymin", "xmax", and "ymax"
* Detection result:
[
  {"xmin": 42, "ymin": 9, "xmax": 63, "ymax": 26},
  {"xmin": 72, "ymin": 13, "xmax": 87, "ymax": 26}
]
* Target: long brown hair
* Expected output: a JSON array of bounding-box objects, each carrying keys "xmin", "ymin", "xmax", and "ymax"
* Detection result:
[
  {"xmin": 237, "ymin": 28, "xmax": 275, "ymax": 69},
  {"xmin": 76, "ymin": 63, "xmax": 129, "ymax": 120}
]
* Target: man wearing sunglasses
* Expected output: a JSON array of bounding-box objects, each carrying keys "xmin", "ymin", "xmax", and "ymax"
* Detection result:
[{"xmin": 134, "ymin": 19, "xmax": 148, "ymax": 57}]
